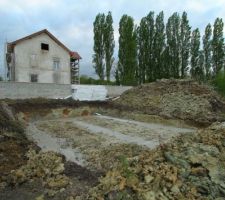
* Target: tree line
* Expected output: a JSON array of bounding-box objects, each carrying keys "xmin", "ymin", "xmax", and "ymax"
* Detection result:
[
  {"xmin": 93, "ymin": 12, "xmax": 114, "ymax": 82},
  {"xmin": 93, "ymin": 11, "xmax": 224, "ymax": 85}
]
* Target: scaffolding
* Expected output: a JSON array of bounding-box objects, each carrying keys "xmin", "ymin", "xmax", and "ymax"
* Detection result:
[
  {"xmin": 5, "ymin": 43, "xmax": 15, "ymax": 81},
  {"xmin": 70, "ymin": 51, "xmax": 81, "ymax": 84}
]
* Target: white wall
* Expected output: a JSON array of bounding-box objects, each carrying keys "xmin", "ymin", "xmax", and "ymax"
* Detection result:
[
  {"xmin": 14, "ymin": 33, "xmax": 71, "ymax": 84},
  {"xmin": 0, "ymin": 82, "xmax": 132, "ymax": 99}
]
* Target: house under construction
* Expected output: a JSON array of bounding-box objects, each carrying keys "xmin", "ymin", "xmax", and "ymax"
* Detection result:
[{"xmin": 6, "ymin": 29, "xmax": 81, "ymax": 84}]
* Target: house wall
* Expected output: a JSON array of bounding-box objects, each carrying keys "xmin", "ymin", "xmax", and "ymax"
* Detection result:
[{"xmin": 13, "ymin": 33, "xmax": 71, "ymax": 84}]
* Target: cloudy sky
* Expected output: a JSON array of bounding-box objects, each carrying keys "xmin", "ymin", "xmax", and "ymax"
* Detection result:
[{"xmin": 0, "ymin": 0, "xmax": 225, "ymax": 79}]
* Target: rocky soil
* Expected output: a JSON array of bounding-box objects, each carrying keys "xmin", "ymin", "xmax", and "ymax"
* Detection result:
[
  {"xmin": 88, "ymin": 122, "xmax": 225, "ymax": 200},
  {"xmin": 0, "ymin": 102, "xmax": 101, "ymax": 200},
  {"xmin": 0, "ymin": 101, "xmax": 30, "ymax": 187},
  {"xmin": 114, "ymin": 79, "xmax": 225, "ymax": 126}
]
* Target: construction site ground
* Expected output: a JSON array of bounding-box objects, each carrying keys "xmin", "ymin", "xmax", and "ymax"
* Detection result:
[
  {"xmin": 1, "ymin": 79, "xmax": 225, "ymax": 200},
  {"xmin": 28, "ymin": 108, "xmax": 195, "ymax": 170},
  {"xmin": 0, "ymin": 105, "xmax": 196, "ymax": 199}
]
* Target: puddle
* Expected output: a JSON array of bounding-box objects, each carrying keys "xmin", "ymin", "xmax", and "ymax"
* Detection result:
[{"xmin": 26, "ymin": 123, "xmax": 86, "ymax": 166}]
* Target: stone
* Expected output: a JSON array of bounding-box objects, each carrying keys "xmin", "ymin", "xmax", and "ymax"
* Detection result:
[
  {"xmin": 35, "ymin": 195, "xmax": 45, "ymax": 200},
  {"xmin": 142, "ymin": 191, "xmax": 168, "ymax": 200},
  {"xmin": 144, "ymin": 175, "xmax": 154, "ymax": 184},
  {"xmin": 0, "ymin": 101, "xmax": 16, "ymax": 121},
  {"xmin": 142, "ymin": 191, "xmax": 156, "ymax": 200},
  {"xmin": 60, "ymin": 188, "xmax": 65, "ymax": 193},
  {"xmin": 171, "ymin": 184, "xmax": 180, "ymax": 194},
  {"xmin": 46, "ymin": 189, "xmax": 57, "ymax": 197},
  {"xmin": 46, "ymin": 175, "xmax": 69, "ymax": 189},
  {"xmin": 191, "ymin": 167, "xmax": 208, "ymax": 177},
  {"xmin": 164, "ymin": 152, "xmax": 190, "ymax": 169},
  {"xmin": 0, "ymin": 182, "xmax": 7, "ymax": 190},
  {"xmin": 66, "ymin": 196, "xmax": 75, "ymax": 200}
]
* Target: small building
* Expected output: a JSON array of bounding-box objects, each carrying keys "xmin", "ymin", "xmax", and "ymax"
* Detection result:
[{"xmin": 6, "ymin": 29, "xmax": 81, "ymax": 84}]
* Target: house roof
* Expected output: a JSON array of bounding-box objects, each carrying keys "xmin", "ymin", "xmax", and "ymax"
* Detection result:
[
  {"xmin": 9, "ymin": 29, "xmax": 81, "ymax": 60},
  {"xmin": 70, "ymin": 51, "xmax": 82, "ymax": 59}
]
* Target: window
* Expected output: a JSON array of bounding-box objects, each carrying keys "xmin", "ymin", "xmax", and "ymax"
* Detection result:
[
  {"xmin": 30, "ymin": 74, "xmax": 38, "ymax": 82},
  {"xmin": 53, "ymin": 58, "xmax": 60, "ymax": 70},
  {"xmin": 41, "ymin": 43, "xmax": 49, "ymax": 50},
  {"xmin": 30, "ymin": 54, "xmax": 38, "ymax": 67}
]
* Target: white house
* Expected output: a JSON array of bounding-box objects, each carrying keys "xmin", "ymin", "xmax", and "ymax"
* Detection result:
[{"xmin": 6, "ymin": 29, "xmax": 81, "ymax": 84}]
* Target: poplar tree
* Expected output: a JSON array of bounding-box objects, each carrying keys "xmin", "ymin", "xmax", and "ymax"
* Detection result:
[
  {"xmin": 162, "ymin": 46, "xmax": 171, "ymax": 78},
  {"xmin": 146, "ymin": 11, "xmax": 155, "ymax": 82},
  {"xmin": 137, "ymin": 17, "xmax": 148, "ymax": 84},
  {"xmin": 153, "ymin": 11, "xmax": 165, "ymax": 80},
  {"xmin": 203, "ymin": 23, "xmax": 212, "ymax": 80},
  {"xmin": 104, "ymin": 11, "xmax": 115, "ymax": 82},
  {"xmin": 115, "ymin": 69, "xmax": 120, "ymax": 85},
  {"xmin": 190, "ymin": 28, "xmax": 201, "ymax": 79},
  {"xmin": 197, "ymin": 51, "xmax": 205, "ymax": 81},
  {"xmin": 166, "ymin": 12, "xmax": 181, "ymax": 78},
  {"xmin": 118, "ymin": 15, "xmax": 137, "ymax": 85},
  {"xmin": 166, "ymin": 16, "xmax": 173, "ymax": 77},
  {"xmin": 137, "ymin": 11, "xmax": 155, "ymax": 83},
  {"xmin": 93, "ymin": 13, "xmax": 105, "ymax": 80},
  {"xmin": 212, "ymin": 18, "xmax": 224, "ymax": 75},
  {"xmin": 180, "ymin": 12, "xmax": 191, "ymax": 78}
]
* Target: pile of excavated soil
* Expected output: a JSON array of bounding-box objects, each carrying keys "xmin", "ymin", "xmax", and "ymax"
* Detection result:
[
  {"xmin": 0, "ymin": 102, "xmax": 68, "ymax": 198},
  {"xmin": 0, "ymin": 102, "xmax": 101, "ymax": 200},
  {"xmin": 114, "ymin": 79, "xmax": 225, "ymax": 126},
  {"xmin": 0, "ymin": 101, "xmax": 24, "ymax": 133},
  {"xmin": 8, "ymin": 150, "xmax": 71, "ymax": 197},
  {"xmin": 87, "ymin": 122, "xmax": 225, "ymax": 200},
  {"xmin": 0, "ymin": 101, "xmax": 29, "ymax": 187},
  {"xmin": 0, "ymin": 132, "xmax": 30, "ymax": 186}
]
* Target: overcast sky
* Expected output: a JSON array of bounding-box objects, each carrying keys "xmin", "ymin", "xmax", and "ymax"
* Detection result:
[{"xmin": 0, "ymin": 0, "xmax": 225, "ymax": 79}]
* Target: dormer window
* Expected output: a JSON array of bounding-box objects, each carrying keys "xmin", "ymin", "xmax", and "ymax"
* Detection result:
[{"xmin": 41, "ymin": 43, "xmax": 49, "ymax": 51}]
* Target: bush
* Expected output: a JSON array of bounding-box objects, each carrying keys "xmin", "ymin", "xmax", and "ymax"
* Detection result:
[{"xmin": 213, "ymin": 71, "xmax": 225, "ymax": 96}]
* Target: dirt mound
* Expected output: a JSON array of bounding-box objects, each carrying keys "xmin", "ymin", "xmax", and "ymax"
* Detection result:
[
  {"xmin": 0, "ymin": 102, "xmax": 68, "ymax": 198},
  {"xmin": 0, "ymin": 134, "xmax": 30, "ymax": 184},
  {"xmin": 0, "ymin": 101, "xmax": 24, "ymax": 133},
  {"xmin": 9, "ymin": 150, "xmax": 68, "ymax": 185},
  {"xmin": 0, "ymin": 102, "xmax": 31, "ymax": 191},
  {"xmin": 115, "ymin": 79, "xmax": 225, "ymax": 126},
  {"xmin": 8, "ymin": 150, "xmax": 70, "ymax": 197},
  {"xmin": 0, "ymin": 102, "xmax": 27, "ymax": 173},
  {"xmin": 0, "ymin": 102, "xmax": 102, "ymax": 200},
  {"xmin": 88, "ymin": 122, "xmax": 225, "ymax": 200}
]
